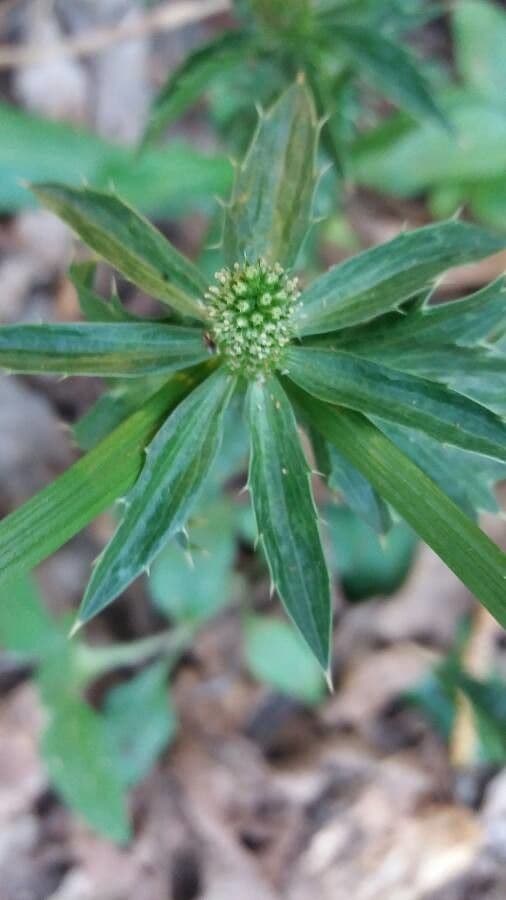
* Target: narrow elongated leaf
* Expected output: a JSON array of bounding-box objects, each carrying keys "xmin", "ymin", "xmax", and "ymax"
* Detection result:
[
  {"xmin": 246, "ymin": 377, "xmax": 332, "ymax": 671},
  {"xmin": 377, "ymin": 421, "xmax": 506, "ymax": 519},
  {"xmin": 335, "ymin": 24, "xmax": 447, "ymax": 128},
  {"xmin": 0, "ymin": 367, "xmax": 210, "ymax": 587},
  {"xmin": 310, "ymin": 427, "xmax": 392, "ymax": 533},
  {"xmin": 223, "ymin": 80, "xmax": 318, "ymax": 268},
  {"xmin": 288, "ymin": 385, "xmax": 506, "ymax": 629},
  {"xmin": 365, "ymin": 344, "xmax": 506, "ymax": 416},
  {"xmin": 284, "ymin": 346, "xmax": 506, "ymax": 462},
  {"xmin": 295, "ymin": 221, "xmax": 506, "ymax": 336},
  {"xmin": 0, "ymin": 323, "xmax": 208, "ymax": 377},
  {"xmin": 144, "ymin": 30, "xmax": 253, "ymax": 144},
  {"xmin": 73, "ymin": 378, "xmax": 167, "ymax": 451},
  {"xmin": 332, "ymin": 278, "xmax": 506, "ymax": 351},
  {"xmin": 77, "ymin": 369, "xmax": 236, "ymax": 627},
  {"xmin": 32, "ymin": 184, "xmax": 208, "ymax": 319}
]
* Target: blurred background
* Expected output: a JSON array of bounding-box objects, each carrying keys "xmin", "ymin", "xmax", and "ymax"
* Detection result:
[{"xmin": 0, "ymin": 1, "xmax": 505, "ymax": 898}]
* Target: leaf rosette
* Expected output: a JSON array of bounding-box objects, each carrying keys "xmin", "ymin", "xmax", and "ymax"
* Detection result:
[{"xmin": 0, "ymin": 82, "xmax": 505, "ymax": 674}]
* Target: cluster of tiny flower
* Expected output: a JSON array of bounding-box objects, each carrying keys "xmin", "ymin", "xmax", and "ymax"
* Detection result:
[{"xmin": 205, "ymin": 259, "xmax": 300, "ymax": 377}]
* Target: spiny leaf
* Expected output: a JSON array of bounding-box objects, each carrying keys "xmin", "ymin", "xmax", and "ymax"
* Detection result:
[
  {"xmin": 246, "ymin": 376, "xmax": 332, "ymax": 672},
  {"xmin": 284, "ymin": 346, "xmax": 506, "ymax": 462},
  {"xmin": 288, "ymin": 384, "xmax": 506, "ymax": 630},
  {"xmin": 0, "ymin": 367, "xmax": 210, "ymax": 587},
  {"xmin": 32, "ymin": 184, "xmax": 208, "ymax": 319},
  {"xmin": 0, "ymin": 323, "xmax": 209, "ymax": 377},
  {"xmin": 328, "ymin": 277, "xmax": 506, "ymax": 351},
  {"xmin": 223, "ymin": 79, "xmax": 319, "ymax": 268},
  {"xmin": 364, "ymin": 344, "xmax": 506, "ymax": 416},
  {"xmin": 295, "ymin": 221, "xmax": 506, "ymax": 336},
  {"xmin": 77, "ymin": 368, "xmax": 236, "ymax": 627}
]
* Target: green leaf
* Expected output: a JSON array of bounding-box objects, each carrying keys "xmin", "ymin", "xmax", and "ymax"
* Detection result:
[
  {"xmin": 41, "ymin": 697, "xmax": 130, "ymax": 843},
  {"xmin": 78, "ymin": 368, "xmax": 236, "ymax": 627},
  {"xmin": 0, "ymin": 100, "xmax": 231, "ymax": 215},
  {"xmin": 0, "ymin": 323, "xmax": 209, "ymax": 377},
  {"xmin": 454, "ymin": 0, "xmax": 506, "ymax": 111},
  {"xmin": 332, "ymin": 277, "xmax": 506, "ymax": 351},
  {"xmin": 0, "ymin": 367, "xmax": 208, "ymax": 587},
  {"xmin": 150, "ymin": 499, "xmax": 236, "ymax": 624},
  {"xmin": 243, "ymin": 615, "xmax": 325, "ymax": 705},
  {"xmin": 377, "ymin": 421, "xmax": 506, "ymax": 520},
  {"xmin": 351, "ymin": 90, "xmax": 506, "ymax": 197},
  {"xmin": 144, "ymin": 30, "xmax": 253, "ymax": 144},
  {"xmin": 310, "ymin": 428, "xmax": 392, "ymax": 533},
  {"xmin": 365, "ymin": 344, "xmax": 506, "ymax": 416},
  {"xmin": 288, "ymin": 384, "xmax": 506, "ymax": 629},
  {"xmin": 32, "ymin": 184, "xmax": 208, "ymax": 319},
  {"xmin": 459, "ymin": 675, "xmax": 506, "ymax": 762},
  {"xmin": 223, "ymin": 80, "xmax": 318, "ymax": 268},
  {"xmin": 70, "ymin": 263, "xmax": 136, "ymax": 323},
  {"xmin": 0, "ymin": 574, "xmax": 64, "ymax": 658},
  {"xmin": 103, "ymin": 661, "xmax": 177, "ymax": 787},
  {"xmin": 246, "ymin": 377, "xmax": 332, "ymax": 672},
  {"xmin": 295, "ymin": 221, "xmax": 506, "ymax": 335},
  {"xmin": 73, "ymin": 378, "xmax": 167, "ymax": 451},
  {"xmin": 325, "ymin": 505, "xmax": 417, "ymax": 601},
  {"xmin": 335, "ymin": 24, "xmax": 447, "ymax": 128},
  {"xmin": 284, "ymin": 346, "xmax": 506, "ymax": 462}
]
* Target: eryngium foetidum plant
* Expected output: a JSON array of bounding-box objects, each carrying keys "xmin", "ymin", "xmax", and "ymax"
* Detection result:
[{"xmin": 0, "ymin": 82, "xmax": 505, "ymax": 675}]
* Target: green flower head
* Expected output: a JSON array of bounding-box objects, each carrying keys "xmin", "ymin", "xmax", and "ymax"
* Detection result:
[{"xmin": 206, "ymin": 259, "xmax": 300, "ymax": 376}]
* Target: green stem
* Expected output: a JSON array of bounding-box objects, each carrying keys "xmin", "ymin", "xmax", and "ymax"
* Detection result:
[{"xmin": 73, "ymin": 623, "xmax": 195, "ymax": 685}]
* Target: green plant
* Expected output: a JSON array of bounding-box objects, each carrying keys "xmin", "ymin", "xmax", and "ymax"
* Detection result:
[
  {"xmin": 407, "ymin": 620, "xmax": 506, "ymax": 764},
  {"xmin": 0, "ymin": 81, "xmax": 505, "ymax": 677},
  {"xmin": 144, "ymin": 0, "xmax": 446, "ymax": 168},
  {"xmin": 352, "ymin": 0, "xmax": 506, "ymax": 230},
  {"xmin": 0, "ymin": 101, "xmax": 230, "ymax": 216}
]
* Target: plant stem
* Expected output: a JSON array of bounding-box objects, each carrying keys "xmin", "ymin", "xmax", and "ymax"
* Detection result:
[{"xmin": 73, "ymin": 623, "xmax": 195, "ymax": 685}]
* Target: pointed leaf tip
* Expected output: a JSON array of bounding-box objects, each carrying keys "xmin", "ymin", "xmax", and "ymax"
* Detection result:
[
  {"xmin": 246, "ymin": 376, "xmax": 332, "ymax": 671},
  {"xmin": 78, "ymin": 369, "xmax": 236, "ymax": 626}
]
